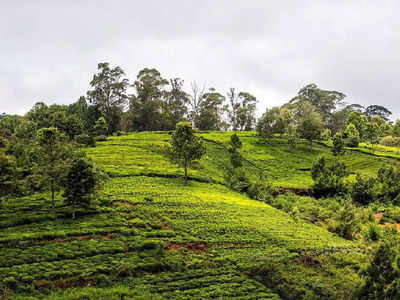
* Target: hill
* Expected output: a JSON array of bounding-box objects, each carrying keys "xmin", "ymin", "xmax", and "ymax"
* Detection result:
[{"xmin": 1, "ymin": 131, "xmax": 392, "ymax": 299}]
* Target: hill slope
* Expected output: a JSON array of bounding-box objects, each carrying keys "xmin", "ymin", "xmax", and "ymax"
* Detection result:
[{"xmin": 0, "ymin": 132, "xmax": 375, "ymax": 299}]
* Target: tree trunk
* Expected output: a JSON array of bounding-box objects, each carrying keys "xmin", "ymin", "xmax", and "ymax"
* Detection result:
[
  {"xmin": 72, "ymin": 209, "xmax": 75, "ymax": 219},
  {"xmin": 310, "ymin": 140, "xmax": 313, "ymax": 151}
]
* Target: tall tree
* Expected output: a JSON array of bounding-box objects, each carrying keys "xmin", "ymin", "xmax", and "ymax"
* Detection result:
[
  {"xmin": 33, "ymin": 128, "xmax": 73, "ymax": 213},
  {"xmin": 228, "ymin": 88, "xmax": 257, "ymax": 131},
  {"xmin": 296, "ymin": 102, "xmax": 324, "ymax": 151},
  {"xmin": 0, "ymin": 153, "xmax": 17, "ymax": 207},
  {"xmin": 365, "ymin": 105, "xmax": 392, "ymax": 121},
  {"xmin": 161, "ymin": 78, "xmax": 190, "ymax": 130},
  {"xmin": 290, "ymin": 83, "xmax": 345, "ymax": 121},
  {"xmin": 129, "ymin": 68, "xmax": 168, "ymax": 131},
  {"xmin": 166, "ymin": 122, "xmax": 206, "ymax": 183},
  {"xmin": 63, "ymin": 155, "xmax": 102, "ymax": 219},
  {"xmin": 347, "ymin": 111, "xmax": 367, "ymax": 139},
  {"xmin": 188, "ymin": 82, "xmax": 206, "ymax": 128},
  {"xmin": 86, "ymin": 62, "xmax": 129, "ymax": 135},
  {"xmin": 195, "ymin": 88, "xmax": 226, "ymax": 131}
]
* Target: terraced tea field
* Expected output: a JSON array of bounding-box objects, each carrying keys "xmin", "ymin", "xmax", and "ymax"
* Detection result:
[{"xmin": 0, "ymin": 132, "xmax": 376, "ymax": 299}]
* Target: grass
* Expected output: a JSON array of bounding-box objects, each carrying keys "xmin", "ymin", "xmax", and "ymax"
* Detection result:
[{"xmin": 1, "ymin": 131, "xmax": 384, "ymax": 299}]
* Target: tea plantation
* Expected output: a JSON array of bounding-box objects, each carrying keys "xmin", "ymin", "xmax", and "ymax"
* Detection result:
[{"xmin": 2, "ymin": 131, "xmax": 394, "ymax": 299}]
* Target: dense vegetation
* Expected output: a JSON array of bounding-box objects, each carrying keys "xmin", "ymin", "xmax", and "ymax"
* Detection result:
[{"xmin": 3, "ymin": 62, "xmax": 400, "ymax": 299}]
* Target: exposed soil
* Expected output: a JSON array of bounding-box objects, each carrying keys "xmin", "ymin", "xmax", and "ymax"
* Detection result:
[
  {"xmin": 278, "ymin": 188, "xmax": 310, "ymax": 197},
  {"xmin": 165, "ymin": 242, "xmax": 208, "ymax": 253}
]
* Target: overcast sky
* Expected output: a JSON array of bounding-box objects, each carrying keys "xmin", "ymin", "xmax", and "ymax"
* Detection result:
[{"xmin": 1, "ymin": 1, "xmax": 400, "ymax": 118}]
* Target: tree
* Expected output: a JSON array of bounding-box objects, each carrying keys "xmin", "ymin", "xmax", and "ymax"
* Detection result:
[
  {"xmin": 290, "ymin": 83, "xmax": 345, "ymax": 121},
  {"xmin": 366, "ymin": 121, "xmax": 380, "ymax": 146},
  {"xmin": 344, "ymin": 123, "xmax": 360, "ymax": 147},
  {"xmin": 332, "ymin": 132, "xmax": 345, "ymax": 156},
  {"xmin": 188, "ymin": 82, "xmax": 206, "ymax": 128},
  {"xmin": 393, "ymin": 119, "xmax": 400, "ymax": 137},
  {"xmin": 161, "ymin": 78, "xmax": 189, "ymax": 130},
  {"xmin": 347, "ymin": 111, "xmax": 367, "ymax": 139},
  {"xmin": 86, "ymin": 62, "xmax": 129, "ymax": 135},
  {"xmin": 358, "ymin": 242, "xmax": 399, "ymax": 299},
  {"xmin": 167, "ymin": 122, "xmax": 206, "ymax": 183},
  {"xmin": 93, "ymin": 117, "xmax": 108, "ymax": 136},
  {"xmin": 129, "ymin": 68, "xmax": 168, "ymax": 131},
  {"xmin": 296, "ymin": 102, "xmax": 323, "ymax": 151},
  {"xmin": 256, "ymin": 107, "xmax": 282, "ymax": 140},
  {"xmin": 365, "ymin": 105, "xmax": 392, "ymax": 121},
  {"xmin": 0, "ymin": 153, "xmax": 17, "ymax": 207},
  {"xmin": 194, "ymin": 88, "xmax": 226, "ymax": 131},
  {"xmin": 311, "ymin": 156, "xmax": 347, "ymax": 197},
  {"xmin": 63, "ymin": 155, "xmax": 101, "ymax": 219},
  {"xmin": 229, "ymin": 133, "xmax": 243, "ymax": 168},
  {"xmin": 228, "ymin": 88, "xmax": 257, "ymax": 131},
  {"xmin": 33, "ymin": 128, "xmax": 72, "ymax": 213}
]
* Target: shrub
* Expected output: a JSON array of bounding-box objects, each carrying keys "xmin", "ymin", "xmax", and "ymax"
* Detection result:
[
  {"xmin": 365, "ymin": 223, "xmax": 382, "ymax": 242},
  {"xmin": 95, "ymin": 135, "xmax": 107, "ymax": 142},
  {"xmin": 332, "ymin": 132, "xmax": 345, "ymax": 156},
  {"xmin": 334, "ymin": 199, "xmax": 360, "ymax": 240},
  {"xmin": 311, "ymin": 157, "xmax": 347, "ymax": 198},
  {"xmin": 225, "ymin": 168, "xmax": 251, "ymax": 193},
  {"xmin": 247, "ymin": 175, "xmax": 277, "ymax": 203},
  {"xmin": 75, "ymin": 133, "xmax": 96, "ymax": 147},
  {"xmin": 379, "ymin": 135, "xmax": 400, "ymax": 147},
  {"xmin": 351, "ymin": 175, "xmax": 378, "ymax": 205},
  {"xmin": 377, "ymin": 166, "xmax": 400, "ymax": 204},
  {"xmin": 344, "ymin": 123, "xmax": 360, "ymax": 147},
  {"xmin": 320, "ymin": 128, "xmax": 331, "ymax": 141}
]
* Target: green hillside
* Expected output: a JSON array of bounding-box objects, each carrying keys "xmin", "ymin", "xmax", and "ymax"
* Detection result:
[{"xmin": 0, "ymin": 132, "xmax": 388, "ymax": 299}]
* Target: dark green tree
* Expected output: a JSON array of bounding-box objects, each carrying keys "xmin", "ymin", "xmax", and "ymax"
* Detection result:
[
  {"xmin": 290, "ymin": 83, "xmax": 345, "ymax": 121},
  {"xmin": 33, "ymin": 128, "xmax": 73, "ymax": 213},
  {"xmin": 365, "ymin": 105, "xmax": 392, "ymax": 121},
  {"xmin": 358, "ymin": 242, "xmax": 399, "ymax": 299},
  {"xmin": 63, "ymin": 155, "xmax": 101, "ymax": 219},
  {"xmin": 129, "ymin": 68, "xmax": 168, "ymax": 131},
  {"xmin": 86, "ymin": 62, "xmax": 129, "ymax": 135},
  {"xmin": 167, "ymin": 122, "xmax": 206, "ymax": 183},
  {"xmin": 332, "ymin": 132, "xmax": 345, "ymax": 156},
  {"xmin": 93, "ymin": 117, "xmax": 108, "ymax": 136},
  {"xmin": 195, "ymin": 88, "xmax": 226, "ymax": 131},
  {"xmin": 161, "ymin": 78, "xmax": 189, "ymax": 130},
  {"xmin": 228, "ymin": 88, "xmax": 257, "ymax": 131},
  {"xmin": 0, "ymin": 153, "xmax": 17, "ymax": 207},
  {"xmin": 296, "ymin": 102, "xmax": 324, "ymax": 151}
]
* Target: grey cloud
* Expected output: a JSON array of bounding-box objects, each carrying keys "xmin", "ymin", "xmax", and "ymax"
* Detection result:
[{"xmin": 1, "ymin": 0, "xmax": 400, "ymax": 118}]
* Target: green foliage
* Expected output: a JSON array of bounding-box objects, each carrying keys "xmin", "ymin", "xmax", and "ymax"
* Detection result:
[
  {"xmin": 311, "ymin": 156, "xmax": 347, "ymax": 197},
  {"xmin": 86, "ymin": 62, "xmax": 129, "ymax": 135},
  {"xmin": 94, "ymin": 117, "xmax": 108, "ymax": 136},
  {"xmin": 351, "ymin": 175, "xmax": 378, "ymax": 205},
  {"xmin": 377, "ymin": 165, "xmax": 400, "ymax": 204},
  {"xmin": 332, "ymin": 132, "xmax": 345, "ymax": 156},
  {"xmin": 247, "ymin": 174, "xmax": 277, "ymax": 203},
  {"xmin": 358, "ymin": 242, "xmax": 399, "ymax": 299},
  {"xmin": 379, "ymin": 135, "xmax": 400, "ymax": 147},
  {"xmin": 194, "ymin": 88, "xmax": 226, "ymax": 130},
  {"xmin": 129, "ymin": 68, "xmax": 169, "ymax": 131},
  {"xmin": 296, "ymin": 102, "xmax": 324, "ymax": 150},
  {"xmin": 167, "ymin": 122, "xmax": 206, "ymax": 182},
  {"xmin": 347, "ymin": 111, "xmax": 367, "ymax": 139},
  {"xmin": 33, "ymin": 128, "xmax": 74, "ymax": 211},
  {"xmin": 74, "ymin": 133, "xmax": 95, "ymax": 147},
  {"xmin": 0, "ymin": 153, "xmax": 17, "ymax": 201},
  {"xmin": 228, "ymin": 88, "xmax": 257, "ymax": 131},
  {"xmin": 344, "ymin": 123, "xmax": 360, "ymax": 147},
  {"xmin": 63, "ymin": 155, "xmax": 103, "ymax": 219},
  {"xmin": 334, "ymin": 199, "xmax": 360, "ymax": 240}
]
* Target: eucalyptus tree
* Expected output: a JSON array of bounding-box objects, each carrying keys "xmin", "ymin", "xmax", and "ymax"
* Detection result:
[{"xmin": 86, "ymin": 62, "xmax": 129, "ymax": 135}]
